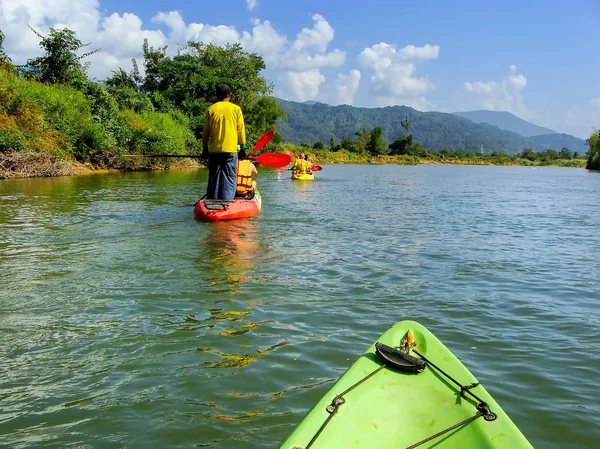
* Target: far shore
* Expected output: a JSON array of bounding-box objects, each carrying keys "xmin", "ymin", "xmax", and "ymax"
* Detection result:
[{"xmin": 0, "ymin": 154, "xmax": 588, "ymax": 181}]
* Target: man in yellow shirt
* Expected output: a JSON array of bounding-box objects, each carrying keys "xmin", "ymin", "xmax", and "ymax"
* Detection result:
[{"xmin": 202, "ymin": 83, "xmax": 247, "ymax": 200}]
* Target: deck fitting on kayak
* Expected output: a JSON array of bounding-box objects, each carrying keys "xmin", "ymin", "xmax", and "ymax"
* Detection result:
[
  {"xmin": 477, "ymin": 403, "xmax": 497, "ymax": 421},
  {"xmin": 326, "ymin": 396, "xmax": 345, "ymax": 414}
]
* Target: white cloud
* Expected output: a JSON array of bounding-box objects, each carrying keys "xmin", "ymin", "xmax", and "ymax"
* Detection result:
[
  {"xmin": 333, "ymin": 70, "xmax": 361, "ymax": 105},
  {"xmin": 463, "ymin": 65, "xmax": 528, "ymax": 116},
  {"xmin": 0, "ymin": 0, "xmax": 101, "ymax": 63},
  {"xmin": 292, "ymin": 14, "xmax": 333, "ymax": 54},
  {"xmin": 0, "ymin": 4, "xmax": 346, "ymax": 101},
  {"xmin": 240, "ymin": 19, "xmax": 288, "ymax": 66},
  {"xmin": 590, "ymin": 97, "xmax": 600, "ymax": 107},
  {"xmin": 358, "ymin": 42, "xmax": 438, "ymax": 108},
  {"xmin": 283, "ymin": 69, "xmax": 325, "ymax": 101}
]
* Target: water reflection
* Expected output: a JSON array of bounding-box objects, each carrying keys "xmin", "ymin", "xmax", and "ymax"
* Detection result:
[{"xmin": 196, "ymin": 219, "xmax": 263, "ymax": 291}]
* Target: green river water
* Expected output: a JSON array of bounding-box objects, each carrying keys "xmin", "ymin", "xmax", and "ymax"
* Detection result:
[{"xmin": 1, "ymin": 164, "xmax": 599, "ymax": 448}]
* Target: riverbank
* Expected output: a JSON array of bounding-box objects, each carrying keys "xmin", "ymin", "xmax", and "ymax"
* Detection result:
[{"xmin": 0, "ymin": 151, "xmax": 586, "ymax": 180}]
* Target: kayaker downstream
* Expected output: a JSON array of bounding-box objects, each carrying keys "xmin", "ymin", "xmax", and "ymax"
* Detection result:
[
  {"xmin": 202, "ymin": 83, "xmax": 247, "ymax": 200},
  {"xmin": 291, "ymin": 152, "xmax": 312, "ymax": 175}
]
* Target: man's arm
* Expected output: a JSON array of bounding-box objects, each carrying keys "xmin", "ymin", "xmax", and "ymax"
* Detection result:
[
  {"xmin": 237, "ymin": 108, "xmax": 246, "ymax": 146},
  {"xmin": 202, "ymin": 111, "xmax": 211, "ymax": 149}
]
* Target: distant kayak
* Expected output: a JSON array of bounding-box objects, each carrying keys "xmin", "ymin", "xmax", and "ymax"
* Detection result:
[
  {"xmin": 193, "ymin": 190, "xmax": 262, "ymax": 222},
  {"xmin": 291, "ymin": 171, "xmax": 315, "ymax": 181},
  {"xmin": 280, "ymin": 320, "xmax": 533, "ymax": 449}
]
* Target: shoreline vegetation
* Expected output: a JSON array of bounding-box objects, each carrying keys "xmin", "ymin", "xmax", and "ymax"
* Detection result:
[{"xmin": 0, "ymin": 28, "xmax": 597, "ymax": 180}]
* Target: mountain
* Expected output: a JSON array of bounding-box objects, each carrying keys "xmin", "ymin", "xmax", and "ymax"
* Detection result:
[
  {"xmin": 274, "ymin": 98, "xmax": 588, "ymax": 155},
  {"xmin": 453, "ymin": 110, "xmax": 557, "ymax": 137}
]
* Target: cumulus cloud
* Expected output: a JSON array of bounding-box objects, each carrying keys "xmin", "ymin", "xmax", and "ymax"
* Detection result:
[
  {"xmin": 283, "ymin": 69, "xmax": 325, "ymax": 101},
  {"xmin": 358, "ymin": 42, "xmax": 438, "ymax": 108},
  {"xmin": 464, "ymin": 65, "xmax": 528, "ymax": 116},
  {"xmin": 0, "ymin": 3, "xmax": 346, "ymax": 100},
  {"xmin": 332, "ymin": 70, "xmax": 361, "ymax": 105}
]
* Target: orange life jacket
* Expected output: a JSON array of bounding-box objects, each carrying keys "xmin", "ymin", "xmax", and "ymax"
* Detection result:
[{"xmin": 236, "ymin": 159, "xmax": 253, "ymax": 194}]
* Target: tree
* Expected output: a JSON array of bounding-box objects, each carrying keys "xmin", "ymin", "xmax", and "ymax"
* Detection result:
[
  {"xmin": 388, "ymin": 135, "xmax": 413, "ymax": 155},
  {"xmin": 340, "ymin": 136, "xmax": 355, "ymax": 152},
  {"xmin": 329, "ymin": 136, "xmax": 338, "ymax": 151},
  {"xmin": 401, "ymin": 114, "xmax": 411, "ymax": 135},
  {"xmin": 519, "ymin": 148, "xmax": 536, "ymax": 161},
  {"xmin": 354, "ymin": 129, "xmax": 371, "ymax": 154},
  {"xmin": 25, "ymin": 27, "xmax": 97, "ymax": 85},
  {"xmin": 586, "ymin": 130, "xmax": 600, "ymax": 170},
  {"xmin": 366, "ymin": 126, "xmax": 387, "ymax": 155},
  {"xmin": 104, "ymin": 68, "xmax": 137, "ymax": 90},
  {"xmin": 545, "ymin": 149, "xmax": 558, "ymax": 160},
  {"xmin": 559, "ymin": 147, "xmax": 573, "ymax": 160},
  {"xmin": 245, "ymin": 96, "xmax": 286, "ymax": 139},
  {"xmin": 313, "ymin": 141, "xmax": 325, "ymax": 150},
  {"xmin": 389, "ymin": 114, "xmax": 416, "ymax": 156},
  {"xmin": 0, "ymin": 28, "xmax": 13, "ymax": 67}
]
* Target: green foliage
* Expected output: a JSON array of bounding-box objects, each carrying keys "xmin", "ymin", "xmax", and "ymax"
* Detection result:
[
  {"xmin": 0, "ymin": 67, "xmax": 67, "ymax": 155},
  {"xmin": 245, "ymin": 96, "xmax": 286, "ymax": 139},
  {"xmin": 106, "ymin": 86, "xmax": 154, "ymax": 114},
  {"xmin": 313, "ymin": 141, "xmax": 325, "ymax": 150},
  {"xmin": 25, "ymin": 27, "xmax": 96, "ymax": 85},
  {"xmin": 134, "ymin": 41, "xmax": 272, "ymax": 113},
  {"xmin": 586, "ymin": 130, "xmax": 600, "ymax": 170},
  {"xmin": 559, "ymin": 147, "xmax": 573, "ymax": 160},
  {"xmin": 389, "ymin": 135, "xmax": 414, "ymax": 155},
  {"xmin": 104, "ymin": 68, "xmax": 137, "ymax": 90},
  {"xmin": 123, "ymin": 110, "xmax": 196, "ymax": 156},
  {"xmin": 367, "ymin": 126, "xmax": 387, "ymax": 155},
  {"xmin": 353, "ymin": 129, "xmax": 370, "ymax": 154}
]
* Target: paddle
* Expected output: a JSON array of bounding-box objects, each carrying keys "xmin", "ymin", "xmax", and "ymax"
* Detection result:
[
  {"xmin": 123, "ymin": 152, "xmax": 290, "ymax": 168},
  {"xmin": 249, "ymin": 153, "xmax": 291, "ymax": 168},
  {"xmin": 249, "ymin": 130, "xmax": 274, "ymax": 156},
  {"xmin": 287, "ymin": 165, "xmax": 322, "ymax": 172}
]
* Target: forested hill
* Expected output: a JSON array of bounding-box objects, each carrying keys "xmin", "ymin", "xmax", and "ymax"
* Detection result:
[
  {"xmin": 453, "ymin": 110, "xmax": 557, "ymax": 137},
  {"xmin": 274, "ymin": 99, "xmax": 588, "ymax": 154}
]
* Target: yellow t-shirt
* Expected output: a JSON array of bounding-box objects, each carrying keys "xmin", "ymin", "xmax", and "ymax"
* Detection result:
[{"xmin": 202, "ymin": 101, "xmax": 246, "ymax": 153}]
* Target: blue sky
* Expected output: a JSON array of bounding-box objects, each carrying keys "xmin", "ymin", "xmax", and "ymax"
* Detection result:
[{"xmin": 1, "ymin": 0, "xmax": 598, "ymax": 138}]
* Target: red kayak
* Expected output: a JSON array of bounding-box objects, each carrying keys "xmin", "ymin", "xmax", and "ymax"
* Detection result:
[{"xmin": 193, "ymin": 190, "xmax": 262, "ymax": 222}]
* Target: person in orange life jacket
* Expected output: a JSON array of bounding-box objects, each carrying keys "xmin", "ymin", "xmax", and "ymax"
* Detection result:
[
  {"xmin": 236, "ymin": 146, "xmax": 258, "ymax": 197},
  {"xmin": 292, "ymin": 152, "xmax": 311, "ymax": 174},
  {"xmin": 202, "ymin": 83, "xmax": 247, "ymax": 200}
]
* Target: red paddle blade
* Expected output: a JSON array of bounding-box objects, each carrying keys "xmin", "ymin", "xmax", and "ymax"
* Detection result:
[
  {"xmin": 250, "ymin": 153, "xmax": 291, "ymax": 168},
  {"xmin": 310, "ymin": 165, "xmax": 322, "ymax": 171},
  {"xmin": 275, "ymin": 168, "xmax": 286, "ymax": 173},
  {"xmin": 249, "ymin": 130, "xmax": 275, "ymax": 156}
]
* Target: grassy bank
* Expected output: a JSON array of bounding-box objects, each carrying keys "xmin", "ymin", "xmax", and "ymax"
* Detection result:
[{"xmin": 293, "ymin": 149, "xmax": 587, "ymax": 168}]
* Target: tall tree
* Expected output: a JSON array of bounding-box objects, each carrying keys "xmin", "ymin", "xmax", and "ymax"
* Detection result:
[
  {"xmin": 25, "ymin": 27, "xmax": 97, "ymax": 85},
  {"xmin": 245, "ymin": 97, "xmax": 287, "ymax": 138},
  {"xmin": 367, "ymin": 126, "xmax": 387, "ymax": 155}
]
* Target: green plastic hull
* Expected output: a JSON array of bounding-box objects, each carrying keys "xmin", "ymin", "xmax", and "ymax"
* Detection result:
[{"xmin": 280, "ymin": 320, "xmax": 533, "ymax": 449}]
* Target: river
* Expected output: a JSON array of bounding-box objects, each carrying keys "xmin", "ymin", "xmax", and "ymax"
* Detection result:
[{"xmin": 1, "ymin": 164, "xmax": 599, "ymax": 448}]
